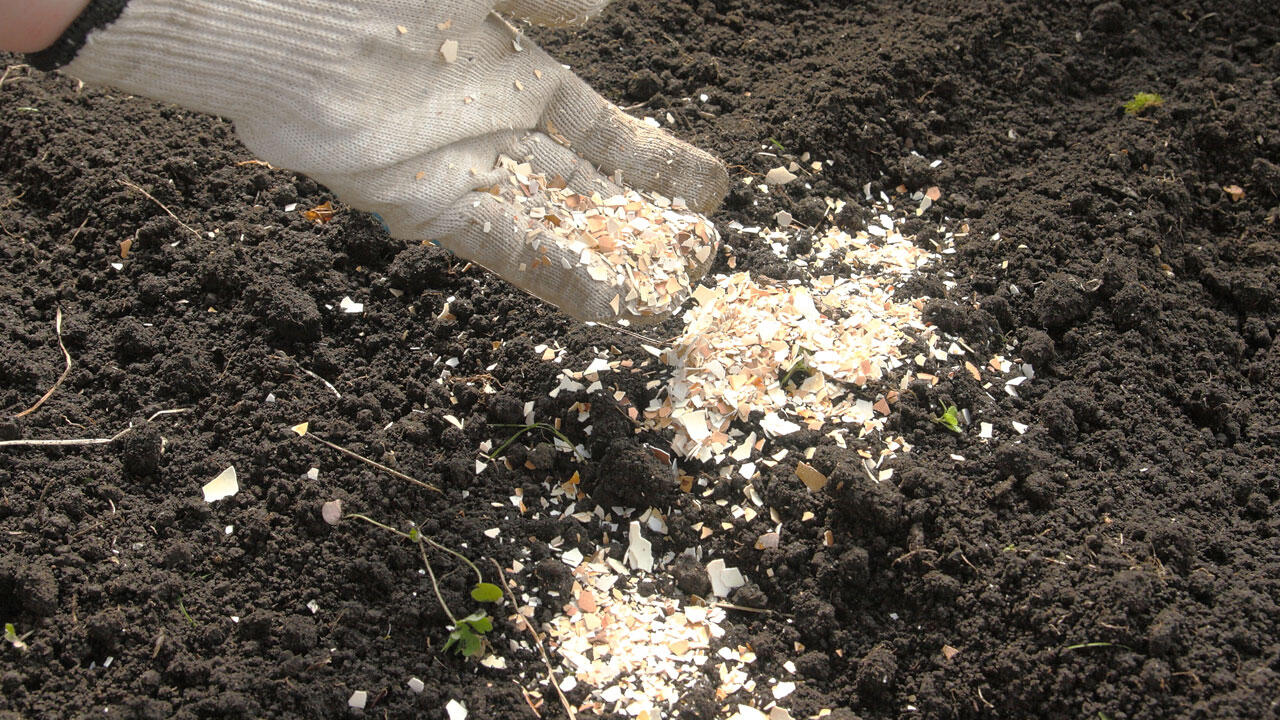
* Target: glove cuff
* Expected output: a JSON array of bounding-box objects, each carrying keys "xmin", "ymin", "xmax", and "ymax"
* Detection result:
[
  {"xmin": 48, "ymin": 0, "xmax": 364, "ymax": 122},
  {"xmin": 27, "ymin": 0, "xmax": 130, "ymax": 71}
]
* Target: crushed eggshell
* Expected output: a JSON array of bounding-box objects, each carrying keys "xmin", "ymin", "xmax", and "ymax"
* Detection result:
[
  {"xmin": 446, "ymin": 699, "xmax": 468, "ymax": 720},
  {"xmin": 642, "ymin": 198, "xmax": 957, "ymax": 465},
  {"xmin": 202, "ymin": 466, "xmax": 239, "ymax": 502},
  {"xmin": 485, "ymin": 155, "xmax": 719, "ymax": 320},
  {"xmin": 707, "ymin": 559, "xmax": 746, "ymax": 597},
  {"xmin": 321, "ymin": 499, "xmax": 342, "ymax": 525},
  {"xmin": 540, "ymin": 552, "xmax": 783, "ymax": 719},
  {"xmin": 794, "ymin": 462, "xmax": 828, "ymax": 492},
  {"xmin": 765, "ymin": 167, "xmax": 797, "ymax": 186},
  {"xmin": 625, "ymin": 521, "xmax": 654, "ymax": 572},
  {"xmin": 440, "ymin": 39, "xmax": 459, "ymax": 63}
]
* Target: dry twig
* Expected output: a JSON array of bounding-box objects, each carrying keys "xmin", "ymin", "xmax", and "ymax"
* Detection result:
[
  {"xmin": 489, "ymin": 559, "xmax": 577, "ymax": 720},
  {"xmin": 0, "ymin": 64, "xmax": 29, "ymax": 88},
  {"xmin": 13, "ymin": 308, "xmax": 72, "ymax": 418},
  {"xmin": 277, "ymin": 352, "xmax": 342, "ymax": 398},
  {"xmin": 294, "ymin": 426, "xmax": 440, "ymax": 493},
  {"xmin": 0, "ymin": 408, "xmax": 191, "ymax": 448},
  {"xmin": 118, "ymin": 178, "xmax": 203, "ymax": 243}
]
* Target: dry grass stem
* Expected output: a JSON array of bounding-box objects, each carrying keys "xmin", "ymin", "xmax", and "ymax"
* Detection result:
[
  {"xmin": 298, "ymin": 367, "xmax": 341, "ymax": 398},
  {"xmin": 0, "ymin": 64, "xmax": 29, "ymax": 88},
  {"xmin": 489, "ymin": 559, "xmax": 577, "ymax": 720},
  {"xmin": 13, "ymin": 308, "xmax": 72, "ymax": 418},
  {"xmin": 0, "ymin": 408, "xmax": 191, "ymax": 449},
  {"xmin": 118, "ymin": 178, "xmax": 203, "ymax": 242},
  {"xmin": 300, "ymin": 432, "xmax": 440, "ymax": 493}
]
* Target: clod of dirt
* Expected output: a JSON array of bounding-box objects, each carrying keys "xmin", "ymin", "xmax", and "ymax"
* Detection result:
[
  {"xmin": 279, "ymin": 615, "xmax": 318, "ymax": 653},
  {"xmin": 1032, "ymin": 273, "xmax": 1093, "ymax": 331},
  {"xmin": 838, "ymin": 546, "xmax": 870, "ymax": 585},
  {"xmin": 625, "ymin": 69, "xmax": 663, "ymax": 101},
  {"xmin": 729, "ymin": 582, "xmax": 767, "ymax": 609},
  {"xmin": 113, "ymin": 423, "xmax": 164, "ymax": 478},
  {"xmin": 533, "ymin": 557, "xmax": 575, "ymax": 598},
  {"xmin": 1088, "ymin": 2, "xmax": 1127, "ymax": 33},
  {"xmin": 341, "ymin": 211, "xmax": 398, "ymax": 265},
  {"xmin": 1019, "ymin": 329, "xmax": 1056, "ymax": 367},
  {"xmin": 387, "ymin": 243, "xmax": 452, "ymax": 295},
  {"xmin": 920, "ymin": 570, "xmax": 961, "ymax": 601},
  {"xmin": 112, "ymin": 317, "xmax": 160, "ymax": 362},
  {"xmin": 0, "ymin": 557, "xmax": 59, "ymax": 617},
  {"xmin": 244, "ymin": 278, "xmax": 321, "ymax": 341},
  {"xmin": 855, "ymin": 645, "xmax": 898, "ymax": 697},
  {"xmin": 794, "ymin": 650, "xmax": 833, "ymax": 680},
  {"xmin": 525, "ymin": 442, "xmax": 557, "ymax": 471},
  {"xmin": 1146, "ymin": 608, "xmax": 1186, "ymax": 658},
  {"xmin": 994, "ymin": 442, "xmax": 1054, "ymax": 480},
  {"xmin": 1110, "ymin": 282, "xmax": 1162, "ymax": 330},
  {"xmin": 829, "ymin": 462, "xmax": 905, "ymax": 533},
  {"xmin": 588, "ymin": 438, "xmax": 672, "ymax": 509},
  {"xmin": 923, "ymin": 299, "xmax": 998, "ymax": 352},
  {"xmin": 86, "ymin": 608, "xmax": 126, "ymax": 654},
  {"xmin": 670, "ymin": 555, "xmax": 712, "ymax": 598},
  {"xmin": 587, "ymin": 394, "xmax": 634, "ymax": 448},
  {"xmin": 161, "ymin": 542, "xmax": 194, "ymax": 569},
  {"xmin": 1036, "ymin": 395, "xmax": 1079, "ymax": 443},
  {"xmin": 1019, "ymin": 471, "xmax": 1060, "ymax": 509},
  {"xmin": 1252, "ymin": 157, "xmax": 1280, "ymax": 196},
  {"xmin": 485, "ymin": 394, "xmax": 524, "ymax": 425}
]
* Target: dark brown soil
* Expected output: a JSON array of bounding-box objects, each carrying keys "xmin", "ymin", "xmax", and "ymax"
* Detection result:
[{"xmin": 3, "ymin": 1, "xmax": 1279, "ymax": 718}]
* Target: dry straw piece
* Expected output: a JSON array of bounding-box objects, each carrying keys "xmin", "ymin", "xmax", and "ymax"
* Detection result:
[{"xmin": 489, "ymin": 156, "xmax": 719, "ymax": 320}]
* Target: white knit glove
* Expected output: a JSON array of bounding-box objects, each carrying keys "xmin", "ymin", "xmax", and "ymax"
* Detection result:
[{"xmin": 46, "ymin": 0, "xmax": 728, "ymax": 324}]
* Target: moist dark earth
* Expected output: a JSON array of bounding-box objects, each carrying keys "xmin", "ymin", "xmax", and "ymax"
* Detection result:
[{"xmin": 3, "ymin": 1, "xmax": 1279, "ymax": 718}]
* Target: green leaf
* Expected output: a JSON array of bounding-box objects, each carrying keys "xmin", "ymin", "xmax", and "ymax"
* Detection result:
[
  {"xmin": 460, "ymin": 628, "xmax": 482, "ymax": 656},
  {"xmin": 931, "ymin": 403, "xmax": 962, "ymax": 433},
  {"xmin": 471, "ymin": 583, "xmax": 503, "ymax": 603},
  {"xmin": 467, "ymin": 616, "xmax": 493, "ymax": 634},
  {"xmin": 447, "ymin": 626, "xmax": 482, "ymax": 657},
  {"xmin": 408, "ymin": 528, "xmax": 420, "ymax": 542}
]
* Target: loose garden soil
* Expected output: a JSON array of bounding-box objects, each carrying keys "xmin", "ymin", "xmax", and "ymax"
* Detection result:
[{"xmin": 2, "ymin": 1, "xmax": 1279, "ymax": 718}]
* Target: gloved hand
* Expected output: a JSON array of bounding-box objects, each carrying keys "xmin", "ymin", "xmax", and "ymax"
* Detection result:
[{"xmin": 34, "ymin": 0, "xmax": 729, "ymax": 324}]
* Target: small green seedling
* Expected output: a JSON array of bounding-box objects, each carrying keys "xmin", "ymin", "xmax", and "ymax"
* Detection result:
[
  {"xmin": 931, "ymin": 402, "xmax": 963, "ymax": 433},
  {"xmin": 1123, "ymin": 92, "xmax": 1163, "ymax": 115},
  {"xmin": 177, "ymin": 598, "xmax": 198, "ymax": 628},
  {"xmin": 779, "ymin": 346, "xmax": 817, "ymax": 390},
  {"xmin": 444, "ymin": 610, "xmax": 493, "ymax": 657},
  {"xmin": 768, "ymin": 137, "xmax": 786, "ymax": 153},
  {"xmin": 4, "ymin": 623, "xmax": 31, "ymax": 651},
  {"xmin": 348, "ymin": 515, "xmax": 502, "ymax": 658}
]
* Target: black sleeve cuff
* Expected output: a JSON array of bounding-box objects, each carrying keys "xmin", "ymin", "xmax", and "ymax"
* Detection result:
[{"xmin": 27, "ymin": 0, "xmax": 131, "ymax": 71}]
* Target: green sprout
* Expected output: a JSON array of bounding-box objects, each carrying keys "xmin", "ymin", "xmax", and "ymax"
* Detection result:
[
  {"xmin": 4, "ymin": 623, "xmax": 31, "ymax": 651},
  {"xmin": 931, "ymin": 402, "xmax": 963, "ymax": 434},
  {"xmin": 779, "ymin": 346, "xmax": 817, "ymax": 390},
  {"xmin": 1123, "ymin": 92, "xmax": 1163, "ymax": 116},
  {"xmin": 177, "ymin": 598, "xmax": 198, "ymax": 628},
  {"xmin": 768, "ymin": 137, "xmax": 786, "ymax": 153},
  {"xmin": 347, "ymin": 514, "xmax": 502, "ymax": 658}
]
